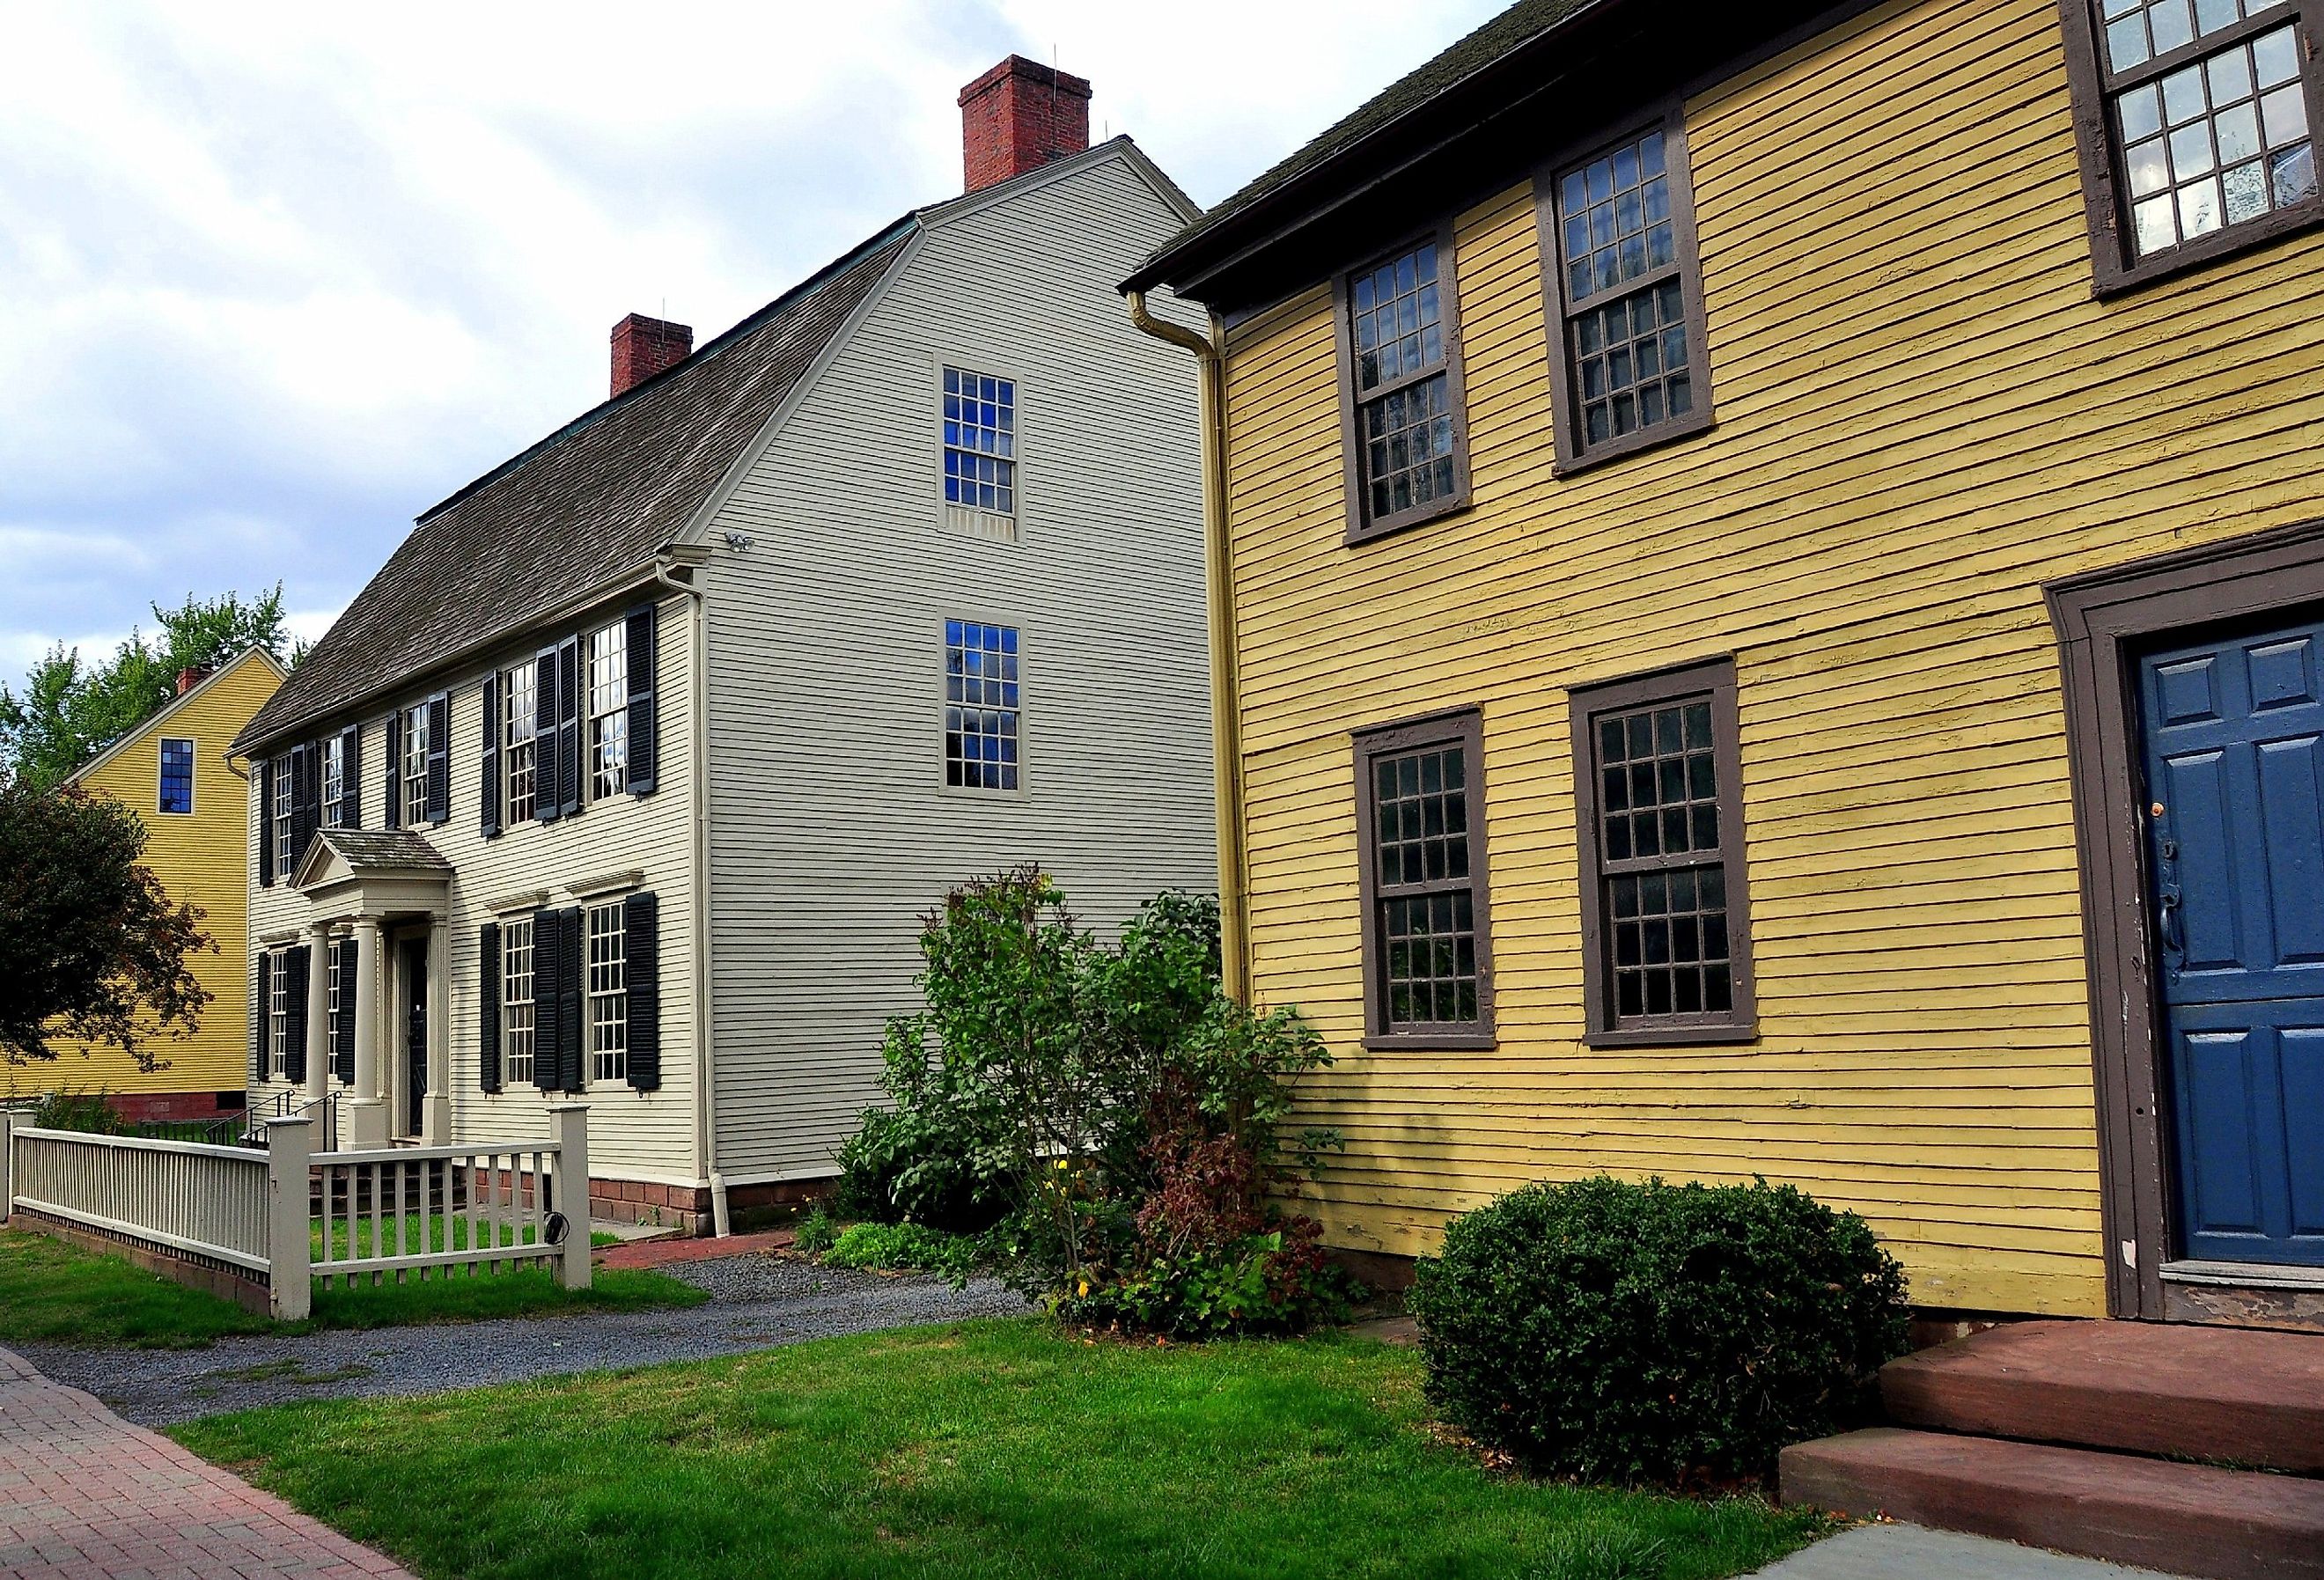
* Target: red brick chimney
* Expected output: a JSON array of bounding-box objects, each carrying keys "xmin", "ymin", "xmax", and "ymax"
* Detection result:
[
  {"xmin": 610, "ymin": 312, "xmax": 693, "ymax": 398},
  {"xmin": 174, "ymin": 664, "xmax": 210, "ymax": 696},
  {"xmin": 959, "ymin": 56, "xmax": 1092, "ymax": 195}
]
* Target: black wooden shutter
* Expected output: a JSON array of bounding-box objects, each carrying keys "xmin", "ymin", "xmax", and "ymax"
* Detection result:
[
  {"xmin": 258, "ymin": 758, "xmax": 277, "ymax": 886},
  {"xmin": 425, "ymin": 692, "xmax": 450, "ymax": 825},
  {"xmin": 479, "ymin": 672, "xmax": 501, "ymax": 839},
  {"xmin": 623, "ymin": 891, "xmax": 659, "ymax": 1091},
  {"xmin": 479, "ymin": 920, "xmax": 502, "ymax": 1093},
  {"xmin": 557, "ymin": 638, "xmax": 583, "ymax": 818},
  {"xmin": 333, "ymin": 942, "xmax": 357, "ymax": 1084},
  {"xmin": 383, "ymin": 712, "xmax": 402, "ymax": 828},
  {"xmin": 559, "ymin": 907, "xmax": 586, "ymax": 1091},
  {"xmin": 339, "ymin": 725, "xmax": 361, "ymax": 828},
  {"xmin": 250, "ymin": 951, "xmax": 267, "ymax": 1079},
  {"xmin": 283, "ymin": 944, "xmax": 311, "ymax": 1085},
  {"xmin": 625, "ymin": 604, "xmax": 658, "ymax": 797},
  {"xmin": 531, "ymin": 908, "xmax": 564, "ymax": 1090},
  {"xmin": 291, "ymin": 744, "xmax": 320, "ymax": 874},
  {"xmin": 534, "ymin": 645, "xmax": 563, "ymax": 823}
]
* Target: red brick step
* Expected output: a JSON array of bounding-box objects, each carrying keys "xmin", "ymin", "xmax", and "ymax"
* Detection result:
[
  {"xmin": 1882, "ymin": 1319, "xmax": 2324, "ymax": 1473},
  {"xmin": 1780, "ymin": 1427, "xmax": 2324, "ymax": 1580}
]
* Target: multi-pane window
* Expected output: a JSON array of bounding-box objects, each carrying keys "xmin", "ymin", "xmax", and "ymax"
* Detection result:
[
  {"xmin": 504, "ymin": 659, "xmax": 538, "ymax": 825},
  {"xmin": 320, "ymin": 734, "xmax": 347, "ymax": 828},
  {"xmin": 1545, "ymin": 120, "xmax": 1709, "ymax": 462},
  {"xmin": 589, "ymin": 623, "xmax": 628, "ymax": 801},
  {"xmin": 327, "ymin": 939, "xmax": 346, "ymax": 1083},
  {"xmin": 944, "ymin": 619, "xmax": 1020, "ymax": 790},
  {"xmin": 158, "ymin": 738, "xmax": 195, "ymax": 814},
  {"xmin": 271, "ymin": 757, "xmax": 294, "ymax": 878},
  {"xmin": 1354, "ymin": 711, "xmax": 1494, "ymax": 1045},
  {"xmin": 586, "ymin": 902, "xmax": 627, "ymax": 1084},
  {"xmin": 1570, "ymin": 660, "xmax": 1755, "ymax": 1043},
  {"xmin": 1342, "ymin": 237, "xmax": 1466, "ymax": 539},
  {"xmin": 400, "ymin": 703, "xmax": 429, "ymax": 827},
  {"xmin": 267, "ymin": 951, "xmax": 290, "ymax": 1078},
  {"xmin": 503, "ymin": 918, "xmax": 536, "ymax": 1086},
  {"xmin": 942, "ymin": 367, "xmax": 1016, "ymax": 514},
  {"xmin": 2068, "ymin": 1, "xmax": 2321, "ymax": 285}
]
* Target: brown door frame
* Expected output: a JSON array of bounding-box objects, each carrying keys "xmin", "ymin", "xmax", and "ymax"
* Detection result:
[{"xmin": 2046, "ymin": 518, "xmax": 2324, "ymax": 1319}]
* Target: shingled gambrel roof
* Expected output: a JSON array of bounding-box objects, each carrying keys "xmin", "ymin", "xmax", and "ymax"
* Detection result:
[{"xmin": 236, "ymin": 220, "xmax": 916, "ymax": 754}]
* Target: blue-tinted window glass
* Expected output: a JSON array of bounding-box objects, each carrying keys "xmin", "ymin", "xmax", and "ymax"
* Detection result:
[
  {"xmin": 941, "ymin": 366, "xmax": 1016, "ymax": 513},
  {"xmin": 158, "ymin": 738, "xmax": 195, "ymax": 814},
  {"xmin": 944, "ymin": 621, "xmax": 1021, "ymax": 790}
]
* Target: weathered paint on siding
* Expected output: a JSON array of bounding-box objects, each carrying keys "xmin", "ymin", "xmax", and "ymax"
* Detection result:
[
  {"xmin": 14, "ymin": 650, "xmax": 283, "ymax": 1105},
  {"xmin": 1217, "ymin": 0, "xmax": 2324, "ymax": 1318},
  {"xmin": 702, "ymin": 150, "xmax": 1217, "ymax": 1183},
  {"xmin": 244, "ymin": 592, "xmax": 701, "ymax": 1186}
]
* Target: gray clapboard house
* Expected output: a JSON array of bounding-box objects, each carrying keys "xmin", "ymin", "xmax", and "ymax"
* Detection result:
[{"xmin": 232, "ymin": 59, "xmax": 1215, "ymax": 1230}]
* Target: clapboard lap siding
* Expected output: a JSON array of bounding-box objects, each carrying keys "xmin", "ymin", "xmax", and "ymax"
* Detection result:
[
  {"xmin": 242, "ymin": 592, "xmax": 698, "ymax": 1185},
  {"xmin": 17, "ymin": 651, "xmax": 285, "ymax": 1103},
  {"xmin": 1217, "ymin": 0, "xmax": 2324, "ymax": 1318},
  {"xmin": 702, "ymin": 151, "xmax": 1216, "ymax": 1183}
]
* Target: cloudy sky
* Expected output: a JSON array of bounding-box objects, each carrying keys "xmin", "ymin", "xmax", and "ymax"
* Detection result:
[{"xmin": 0, "ymin": 1, "xmax": 1504, "ymax": 676}]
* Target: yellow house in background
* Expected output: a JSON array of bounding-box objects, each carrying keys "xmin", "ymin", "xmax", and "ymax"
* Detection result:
[
  {"xmin": 1128, "ymin": 0, "xmax": 2324, "ymax": 1331},
  {"xmin": 10, "ymin": 647, "xmax": 287, "ymax": 1121}
]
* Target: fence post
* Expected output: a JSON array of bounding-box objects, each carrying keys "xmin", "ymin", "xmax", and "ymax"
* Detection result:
[
  {"xmin": 266, "ymin": 1116, "xmax": 313, "ymax": 1320},
  {"xmin": 548, "ymin": 1102, "xmax": 591, "ymax": 1290},
  {"xmin": 0, "ymin": 1106, "xmax": 19, "ymax": 1224}
]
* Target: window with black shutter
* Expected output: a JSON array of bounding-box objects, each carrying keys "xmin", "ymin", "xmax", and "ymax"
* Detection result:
[
  {"xmin": 556, "ymin": 639, "xmax": 583, "ymax": 819},
  {"xmin": 480, "ymin": 672, "xmax": 501, "ymax": 840},
  {"xmin": 338, "ymin": 724, "xmax": 361, "ymax": 828},
  {"xmin": 623, "ymin": 891, "xmax": 659, "ymax": 1091},
  {"xmin": 557, "ymin": 905, "xmax": 585, "ymax": 1091},
  {"xmin": 383, "ymin": 712, "xmax": 402, "ymax": 829},
  {"xmin": 283, "ymin": 944, "xmax": 311, "ymax": 1085},
  {"xmin": 530, "ymin": 908, "xmax": 565, "ymax": 1090},
  {"xmin": 250, "ymin": 952, "xmax": 266, "ymax": 1079},
  {"xmin": 626, "ymin": 605, "xmax": 658, "ymax": 796},
  {"xmin": 533, "ymin": 644, "xmax": 563, "ymax": 823},
  {"xmin": 424, "ymin": 691, "xmax": 449, "ymax": 824},
  {"xmin": 479, "ymin": 920, "xmax": 502, "ymax": 1092}
]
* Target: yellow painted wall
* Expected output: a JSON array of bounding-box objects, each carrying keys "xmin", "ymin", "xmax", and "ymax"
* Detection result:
[
  {"xmin": 1220, "ymin": 0, "xmax": 2324, "ymax": 1317},
  {"xmin": 10, "ymin": 650, "xmax": 283, "ymax": 1103}
]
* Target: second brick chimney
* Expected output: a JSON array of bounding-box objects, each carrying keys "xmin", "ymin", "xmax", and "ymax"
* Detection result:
[
  {"xmin": 610, "ymin": 312, "xmax": 693, "ymax": 399},
  {"xmin": 960, "ymin": 56, "xmax": 1092, "ymax": 194}
]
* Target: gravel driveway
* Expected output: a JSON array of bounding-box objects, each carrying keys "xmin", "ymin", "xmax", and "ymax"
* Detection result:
[{"xmin": 15, "ymin": 1253, "xmax": 1030, "ymax": 1428}]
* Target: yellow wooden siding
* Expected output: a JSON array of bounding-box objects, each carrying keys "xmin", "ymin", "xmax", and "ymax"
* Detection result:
[
  {"xmin": 1219, "ymin": 0, "xmax": 2324, "ymax": 1317},
  {"xmin": 10, "ymin": 650, "xmax": 283, "ymax": 1102}
]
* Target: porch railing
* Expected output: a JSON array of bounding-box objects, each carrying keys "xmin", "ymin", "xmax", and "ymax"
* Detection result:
[{"xmin": 2, "ymin": 1104, "xmax": 590, "ymax": 1318}]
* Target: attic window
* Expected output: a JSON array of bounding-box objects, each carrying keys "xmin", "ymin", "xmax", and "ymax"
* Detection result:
[
  {"xmin": 943, "ymin": 368, "xmax": 1016, "ymax": 516},
  {"xmin": 158, "ymin": 738, "xmax": 195, "ymax": 815}
]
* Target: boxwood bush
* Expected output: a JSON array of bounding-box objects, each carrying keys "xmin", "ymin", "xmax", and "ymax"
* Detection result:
[{"xmin": 1408, "ymin": 1175, "xmax": 1908, "ymax": 1486}]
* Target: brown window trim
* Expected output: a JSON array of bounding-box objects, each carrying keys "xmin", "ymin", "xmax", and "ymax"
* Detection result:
[
  {"xmin": 1332, "ymin": 219, "xmax": 1474, "ymax": 547},
  {"xmin": 2058, "ymin": 0, "xmax": 2324, "ymax": 298},
  {"xmin": 2046, "ymin": 516, "xmax": 2324, "ymax": 1319},
  {"xmin": 1569, "ymin": 657, "xmax": 1757, "ymax": 1047},
  {"xmin": 1352, "ymin": 707, "xmax": 1496, "ymax": 1050},
  {"xmin": 1533, "ymin": 94, "xmax": 1717, "ymax": 477}
]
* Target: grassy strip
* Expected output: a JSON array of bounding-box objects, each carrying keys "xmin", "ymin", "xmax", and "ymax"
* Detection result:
[
  {"xmin": 172, "ymin": 1319, "xmax": 1827, "ymax": 1580},
  {"xmin": 0, "ymin": 1228, "xmax": 704, "ymax": 1349}
]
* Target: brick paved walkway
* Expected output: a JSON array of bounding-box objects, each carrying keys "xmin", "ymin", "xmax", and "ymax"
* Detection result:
[
  {"xmin": 592, "ymin": 1225, "xmax": 794, "ymax": 1269},
  {"xmin": 0, "ymin": 1346, "xmax": 412, "ymax": 1580}
]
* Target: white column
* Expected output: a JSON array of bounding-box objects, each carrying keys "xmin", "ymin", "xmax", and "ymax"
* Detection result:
[
  {"xmin": 264, "ymin": 1115, "xmax": 313, "ymax": 1320},
  {"xmin": 303, "ymin": 923, "xmax": 332, "ymax": 1107},
  {"xmin": 346, "ymin": 917, "xmax": 388, "ymax": 1150},
  {"xmin": 423, "ymin": 912, "xmax": 452, "ymax": 1144},
  {"xmin": 549, "ymin": 1102, "xmax": 592, "ymax": 1290}
]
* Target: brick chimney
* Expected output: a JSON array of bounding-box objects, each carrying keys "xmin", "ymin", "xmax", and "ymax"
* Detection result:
[
  {"xmin": 175, "ymin": 664, "xmax": 210, "ymax": 696},
  {"xmin": 610, "ymin": 312, "xmax": 693, "ymax": 398},
  {"xmin": 959, "ymin": 56, "xmax": 1092, "ymax": 194}
]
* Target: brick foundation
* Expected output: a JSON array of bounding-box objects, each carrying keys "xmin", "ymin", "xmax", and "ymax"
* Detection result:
[
  {"xmin": 585, "ymin": 1176, "xmax": 833, "ymax": 1235},
  {"xmin": 99, "ymin": 1091, "xmax": 246, "ymax": 1124}
]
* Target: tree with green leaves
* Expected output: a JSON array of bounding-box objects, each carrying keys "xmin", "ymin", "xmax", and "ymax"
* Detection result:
[
  {"xmin": 0, "ymin": 587, "xmax": 295, "ymax": 790},
  {"xmin": 0, "ymin": 772, "xmax": 211, "ymax": 1069}
]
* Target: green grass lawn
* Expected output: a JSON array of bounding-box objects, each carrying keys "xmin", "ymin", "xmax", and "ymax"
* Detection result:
[
  {"xmin": 0, "ymin": 1228, "xmax": 705, "ymax": 1349},
  {"xmin": 172, "ymin": 1320, "xmax": 1828, "ymax": 1580}
]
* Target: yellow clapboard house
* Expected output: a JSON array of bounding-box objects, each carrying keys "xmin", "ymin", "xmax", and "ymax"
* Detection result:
[
  {"xmin": 10, "ymin": 648, "xmax": 287, "ymax": 1121},
  {"xmin": 1127, "ymin": 0, "xmax": 2324, "ymax": 1327}
]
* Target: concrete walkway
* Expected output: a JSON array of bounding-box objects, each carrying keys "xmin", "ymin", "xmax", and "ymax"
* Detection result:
[
  {"xmin": 0, "ymin": 1346, "xmax": 412, "ymax": 1580},
  {"xmin": 1752, "ymin": 1524, "xmax": 2198, "ymax": 1579}
]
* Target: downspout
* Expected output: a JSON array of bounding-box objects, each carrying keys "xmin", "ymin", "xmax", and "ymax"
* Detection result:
[
  {"xmin": 1125, "ymin": 290, "xmax": 1249, "ymax": 1004},
  {"xmin": 653, "ymin": 547, "xmax": 729, "ymax": 1236}
]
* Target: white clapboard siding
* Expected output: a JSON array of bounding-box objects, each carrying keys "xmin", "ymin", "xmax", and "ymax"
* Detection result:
[{"xmin": 701, "ymin": 150, "xmax": 1217, "ymax": 1182}]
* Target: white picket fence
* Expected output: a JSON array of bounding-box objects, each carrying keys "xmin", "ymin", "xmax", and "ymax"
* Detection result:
[{"xmin": 0, "ymin": 1104, "xmax": 590, "ymax": 1318}]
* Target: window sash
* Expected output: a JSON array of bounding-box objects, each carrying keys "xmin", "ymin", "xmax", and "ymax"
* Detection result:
[
  {"xmin": 158, "ymin": 738, "xmax": 195, "ymax": 814},
  {"xmin": 942, "ymin": 366, "xmax": 1017, "ymax": 515},
  {"xmin": 320, "ymin": 736, "xmax": 345, "ymax": 827},
  {"xmin": 588, "ymin": 624, "xmax": 628, "ymax": 801},
  {"xmin": 504, "ymin": 660, "xmax": 538, "ymax": 825},
  {"xmin": 267, "ymin": 952, "xmax": 290, "ymax": 1077},
  {"xmin": 944, "ymin": 619, "xmax": 1021, "ymax": 791},
  {"xmin": 1337, "ymin": 225, "xmax": 1469, "ymax": 542},
  {"xmin": 503, "ymin": 919, "xmax": 536, "ymax": 1086},
  {"xmin": 2096, "ymin": 1, "xmax": 2293, "ymax": 89},
  {"xmin": 401, "ymin": 705, "xmax": 429, "ymax": 826},
  {"xmin": 1352, "ymin": 711, "xmax": 1494, "ymax": 1047},
  {"xmin": 586, "ymin": 902, "xmax": 627, "ymax": 1084},
  {"xmin": 271, "ymin": 764, "xmax": 293, "ymax": 876}
]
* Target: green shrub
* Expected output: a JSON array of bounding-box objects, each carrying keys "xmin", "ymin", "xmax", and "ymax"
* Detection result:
[
  {"xmin": 791, "ymin": 1205, "xmax": 839, "ymax": 1255},
  {"xmin": 1408, "ymin": 1176, "xmax": 1908, "ymax": 1486},
  {"xmin": 28, "ymin": 1090, "xmax": 129, "ymax": 1134},
  {"xmin": 821, "ymin": 1221, "xmax": 982, "ymax": 1282}
]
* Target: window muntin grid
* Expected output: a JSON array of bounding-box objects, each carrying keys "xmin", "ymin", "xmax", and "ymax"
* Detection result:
[
  {"xmin": 1371, "ymin": 744, "xmax": 1482, "ymax": 1031},
  {"xmin": 267, "ymin": 951, "xmax": 290, "ymax": 1078},
  {"xmin": 271, "ymin": 756, "xmax": 293, "ymax": 876},
  {"xmin": 588, "ymin": 623, "xmax": 628, "ymax": 801},
  {"xmin": 2115, "ymin": 19, "xmax": 2315, "ymax": 254},
  {"xmin": 1550, "ymin": 127, "xmax": 1699, "ymax": 454},
  {"xmin": 586, "ymin": 902, "xmax": 627, "ymax": 1084},
  {"xmin": 2104, "ymin": 0, "xmax": 2285, "ymax": 69},
  {"xmin": 503, "ymin": 659, "xmax": 537, "ymax": 825},
  {"xmin": 503, "ymin": 918, "xmax": 535, "ymax": 1086},
  {"xmin": 1349, "ymin": 241, "xmax": 1459, "ymax": 525},
  {"xmin": 158, "ymin": 738, "xmax": 194, "ymax": 814},
  {"xmin": 1590, "ymin": 694, "xmax": 1735, "ymax": 1026},
  {"xmin": 327, "ymin": 939, "xmax": 346, "ymax": 1083},
  {"xmin": 320, "ymin": 734, "xmax": 346, "ymax": 828},
  {"xmin": 942, "ymin": 367, "xmax": 1016, "ymax": 515},
  {"xmin": 944, "ymin": 620, "xmax": 1019, "ymax": 791},
  {"xmin": 400, "ymin": 703, "xmax": 429, "ymax": 827}
]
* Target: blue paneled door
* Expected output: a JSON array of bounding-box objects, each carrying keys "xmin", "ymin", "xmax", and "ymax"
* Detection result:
[{"xmin": 2140, "ymin": 620, "xmax": 2324, "ymax": 1267}]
